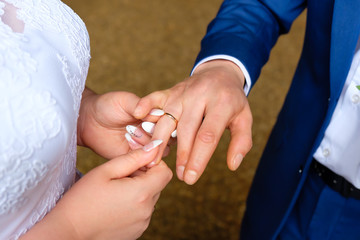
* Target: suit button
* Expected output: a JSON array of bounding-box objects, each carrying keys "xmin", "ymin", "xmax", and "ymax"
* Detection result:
[{"xmin": 322, "ymin": 148, "xmax": 330, "ymax": 157}]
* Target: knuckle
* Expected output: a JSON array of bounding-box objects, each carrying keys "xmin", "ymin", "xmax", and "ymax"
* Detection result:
[
  {"xmin": 197, "ymin": 130, "xmax": 216, "ymax": 144},
  {"xmin": 243, "ymin": 135, "xmax": 253, "ymax": 151},
  {"xmin": 248, "ymin": 115, "xmax": 254, "ymax": 126},
  {"xmin": 157, "ymin": 163, "xmax": 173, "ymax": 183},
  {"xmin": 172, "ymin": 81, "xmax": 186, "ymax": 92},
  {"xmin": 167, "ymin": 167, "xmax": 173, "ymax": 179},
  {"xmin": 194, "ymin": 82, "xmax": 209, "ymax": 94},
  {"xmin": 136, "ymin": 191, "xmax": 151, "ymax": 205},
  {"xmin": 217, "ymin": 89, "xmax": 235, "ymax": 104},
  {"xmin": 141, "ymin": 206, "xmax": 154, "ymax": 220},
  {"xmin": 134, "ymin": 200, "xmax": 154, "ymax": 220},
  {"xmin": 127, "ymin": 152, "xmax": 141, "ymax": 168},
  {"xmin": 148, "ymin": 90, "xmax": 169, "ymax": 104},
  {"xmin": 151, "ymin": 90, "xmax": 166, "ymax": 97},
  {"xmin": 165, "ymin": 167, "xmax": 173, "ymax": 182},
  {"xmin": 140, "ymin": 201, "xmax": 156, "ymax": 220},
  {"xmin": 245, "ymin": 108, "xmax": 254, "ymax": 125}
]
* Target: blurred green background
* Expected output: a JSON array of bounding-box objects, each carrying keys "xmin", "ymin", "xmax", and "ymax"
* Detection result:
[{"xmin": 63, "ymin": 1, "xmax": 306, "ymax": 239}]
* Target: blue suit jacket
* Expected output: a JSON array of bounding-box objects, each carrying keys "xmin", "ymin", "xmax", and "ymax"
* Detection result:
[{"xmin": 194, "ymin": 0, "xmax": 360, "ymax": 239}]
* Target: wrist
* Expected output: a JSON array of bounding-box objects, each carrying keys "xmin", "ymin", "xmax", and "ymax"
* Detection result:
[
  {"xmin": 192, "ymin": 59, "xmax": 246, "ymax": 87},
  {"xmin": 20, "ymin": 205, "xmax": 81, "ymax": 240},
  {"xmin": 77, "ymin": 87, "xmax": 98, "ymax": 147}
]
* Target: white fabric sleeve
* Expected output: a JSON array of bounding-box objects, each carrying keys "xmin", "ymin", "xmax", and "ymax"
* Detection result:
[{"xmin": 191, "ymin": 55, "xmax": 252, "ymax": 96}]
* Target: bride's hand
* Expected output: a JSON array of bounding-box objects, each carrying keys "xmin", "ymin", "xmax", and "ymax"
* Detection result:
[
  {"xmin": 77, "ymin": 87, "xmax": 143, "ymax": 159},
  {"xmin": 124, "ymin": 122, "xmax": 177, "ymax": 165},
  {"xmin": 21, "ymin": 140, "xmax": 173, "ymax": 240}
]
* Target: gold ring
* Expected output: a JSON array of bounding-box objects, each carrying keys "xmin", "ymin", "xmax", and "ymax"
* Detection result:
[{"xmin": 164, "ymin": 112, "xmax": 178, "ymax": 125}]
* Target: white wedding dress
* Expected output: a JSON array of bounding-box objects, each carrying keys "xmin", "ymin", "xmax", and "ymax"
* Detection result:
[{"xmin": 0, "ymin": 0, "xmax": 90, "ymax": 239}]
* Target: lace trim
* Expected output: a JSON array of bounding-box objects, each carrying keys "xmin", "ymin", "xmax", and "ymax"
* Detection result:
[
  {"xmin": 63, "ymin": 129, "xmax": 78, "ymax": 178},
  {"xmin": 58, "ymin": 54, "xmax": 86, "ymax": 112},
  {"xmin": 5, "ymin": 0, "xmax": 90, "ymax": 76}
]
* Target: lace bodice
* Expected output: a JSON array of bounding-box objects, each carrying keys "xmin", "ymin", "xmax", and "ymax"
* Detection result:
[{"xmin": 0, "ymin": 0, "xmax": 90, "ymax": 239}]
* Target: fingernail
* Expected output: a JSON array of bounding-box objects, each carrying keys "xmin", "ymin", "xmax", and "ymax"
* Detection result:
[
  {"xmin": 147, "ymin": 157, "xmax": 162, "ymax": 168},
  {"xmin": 176, "ymin": 165, "xmax": 185, "ymax": 180},
  {"xmin": 126, "ymin": 125, "xmax": 142, "ymax": 138},
  {"xmin": 150, "ymin": 109, "xmax": 165, "ymax": 116},
  {"xmin": 231, "ymin": 154, "xmax": 243, "ymax": 171},
  {"xmin": 171, "ymin": 129, "xmax": 177, "ymax": 138},
  {"xmin": 142, "ymin": 122, "xmax": 155, "ymax": 134},
  {"xmin": 125, "ymin": 133, "xmax": 137, "ymax": 145},
  {"xmin": 134, "ymin": 107, "xmax": 142, "ymax": 118},
  {"xmin": 147, "ymin": 161, "xmax": 157, "ymax": 168},
  {"xmin": 143, "ymin": 139, "xmax": 163, "ymax": 152},
  {"xmin": 184, "ymin": 170, "xmax": 198, "ymax": 185}
]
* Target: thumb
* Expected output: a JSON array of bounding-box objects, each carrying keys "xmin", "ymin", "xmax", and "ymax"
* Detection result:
[
  {"xmin": 133, "ymin": 98, "xmax": 152, "ymax": 119},
  {"xmin": 118, "ymin": 91, "xmax": 141, "ymax": 117},
  {"xmin": 133, "ymin": 91, "xmax": 168, "ymax": 119},
  {"xmin": 102, "ymin": 140, "xmax": 163, "ymax": 179}
]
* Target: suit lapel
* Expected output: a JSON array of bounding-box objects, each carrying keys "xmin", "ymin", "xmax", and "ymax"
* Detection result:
[{"xmin": 330, "ymin": 0, "xmax": 360, "ymax": 101}]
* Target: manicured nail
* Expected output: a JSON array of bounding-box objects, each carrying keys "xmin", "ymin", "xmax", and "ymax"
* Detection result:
[
  {"xmin": 171, "ymin": 129, "xmax": 177, "ymax": 138},
  {"xmin": 150, "ymin": 109, "xmax": 165, "ymax": 116},
  {"xmin": 147, "ymin": 157, "xmax": 162, "ymax": 168},
  {"xmin": 231, "ymin": 154, "xmax": 243, "ymax": 171},
  {"xmin": 184, "ymin": 170, "xmax": 198, "ymax": 185},
  {"xmin": 143, "ymin": 139, "xmax": 163, "ymax": 152},
  {"xmin": 126, "ymin": 125, "xmax": 142, "ymax": 138},
  {"xmin": 176, "ymin": 165, "xmax": 185, "ymax": 180},
  {"xmin": 142, "ymin": 122, "xmax": 155, "ymax": 134},
  {"xmin": 147, "ymin": 161, "xmax": 157, "ymax": 168},
  {"xmin": 125, "ymin": 133, "xmax": 137, "ymax": 145}
]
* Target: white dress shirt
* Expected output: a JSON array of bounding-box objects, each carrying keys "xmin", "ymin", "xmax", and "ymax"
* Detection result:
[
  {"xmin": 313, "ymin": 37, "xmax": 360, "ymax": 188},
  {"xmin": 193, "ymin": 37, "xmax": 360, "ymax": 188}
]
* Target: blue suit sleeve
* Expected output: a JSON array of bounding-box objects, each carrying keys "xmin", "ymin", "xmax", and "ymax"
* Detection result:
[{"xmin": 195, "ymin": 0, "xmax": 306, "ymax": 88}]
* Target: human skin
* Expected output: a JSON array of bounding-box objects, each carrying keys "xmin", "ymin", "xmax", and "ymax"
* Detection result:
[
  {"xmin": 19, "ymin": 87, "xmax": 173, "ymax": 240},
  {"xmin": 77, "ymin": 87, "xmax": 143, "ymax": 159},
  {"xmin": 133, "ymin": 59, "xmax": 253, "ymax": 185},
  {"xmin": 20, "ymin": 142, "xmax": 173, "ymax": 240},
  {"xmin": 77, "ymin": 87, "xmax": 172, "ymax": 160}
]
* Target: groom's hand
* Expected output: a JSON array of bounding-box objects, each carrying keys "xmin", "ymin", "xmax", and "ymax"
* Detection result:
[{"xmin": 133, "ymin": 60, "xmax": 253, "ymax": 185}]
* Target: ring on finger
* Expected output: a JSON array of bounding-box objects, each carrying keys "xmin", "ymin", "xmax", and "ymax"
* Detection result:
[{"xmin": 164, "ymin": 112, "xmax": 178, "ymax": 125}]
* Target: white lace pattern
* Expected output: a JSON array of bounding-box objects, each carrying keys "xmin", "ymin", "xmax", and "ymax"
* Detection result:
[{"xmin": 0, "ymin": 0, "xmax": 90, "ymax": 238}]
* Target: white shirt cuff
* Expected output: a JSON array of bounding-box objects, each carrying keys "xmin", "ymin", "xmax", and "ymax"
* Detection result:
[{"xmin": 191, "ymin": 55, "xmax": 252, "ymax": 96}]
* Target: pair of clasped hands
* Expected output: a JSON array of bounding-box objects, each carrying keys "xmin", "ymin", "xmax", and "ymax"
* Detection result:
[{"xmin": 23, "ymin": 60, "xmax": 252, "ymax": 240}]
